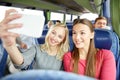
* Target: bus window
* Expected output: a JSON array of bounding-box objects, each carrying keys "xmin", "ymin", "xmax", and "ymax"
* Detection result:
[
  {"xmin": 66, "ymin": 14, "xmax": 71, "ymax": 22},
  {"xmin": 80, "ymin": 13, "xmax": 98, "ymax": 21},
  {"xmin": 50, "ymin": 12, "xmax": 63, "ymax": 22},
  {"xmin": 72, "ymin": 15, "xmax": 78, "ymax": 21}
]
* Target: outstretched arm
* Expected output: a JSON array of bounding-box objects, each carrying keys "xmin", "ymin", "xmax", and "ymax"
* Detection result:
[{"xmin": 0, "ymin": 9, "xmax": 24, "ymax": 65}]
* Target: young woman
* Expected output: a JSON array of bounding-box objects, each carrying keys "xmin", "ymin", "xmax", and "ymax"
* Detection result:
[
  {"xmin": 1, "ymin": 9, "xmax": 69, "ymax": 70},
  {"xmin": 63, "ymin": 19, "xmax": 116, "ymax": 80}
]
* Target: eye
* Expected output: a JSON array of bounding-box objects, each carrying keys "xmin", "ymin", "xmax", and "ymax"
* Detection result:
[
  {"xmin": 103, "ymin": 23, "xmax": 106, "ymax": 25},
  {"xmin": 98, "ymin": 22, "xmax": 102, "ymax": 25},
  {"xmin": 58, "ymin": 35, "xmax": 63, "ymax": 39},
  {"xmin": 72, "ymin": 31, "xmax": 76, "ymax": 34},
  {"xmin": 51, "ymin": 31, "xmax": 56, "ymax": 35},
  {"xmin": 81, "ymin": 32, "xmax": 85, "ymax": 35}
]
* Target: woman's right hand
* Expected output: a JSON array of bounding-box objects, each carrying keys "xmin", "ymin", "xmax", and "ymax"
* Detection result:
[{"xmin": 0, "ymin": 9, "xmax": 23, "ymax": 47}]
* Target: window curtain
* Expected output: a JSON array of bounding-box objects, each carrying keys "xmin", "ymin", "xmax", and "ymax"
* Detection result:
[{"xmin": 110, "ymin": 0, "xmax": 120, "ymax": 38}]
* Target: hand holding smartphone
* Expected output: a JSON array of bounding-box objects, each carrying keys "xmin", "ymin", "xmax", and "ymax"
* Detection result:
[{"xmin": 9, "ymin": 8, "xmax": 45, "ymax": 38}]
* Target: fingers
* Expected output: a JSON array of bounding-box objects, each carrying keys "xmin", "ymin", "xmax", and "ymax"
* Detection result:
[
  {"xmin": 0, "ymin": 23, "xmax": 22, "ymax": 37},
  {"xmin": 5, "ymin": 23, "xmax": 22, "ymax": 30},
  {"xmin": 5, "ymin": 9, "xmax": 17, "ymax": 18},
  {"xmin": 0, "ymin": 31, "xmax": 20, "ymax": 38},
  {"xmin": 1, "ymin": 9, "xmax": 22, "ymax": 24},
  {"xmin": 0, "ymin": 9, "xmax": 23, "ymax": 38}
]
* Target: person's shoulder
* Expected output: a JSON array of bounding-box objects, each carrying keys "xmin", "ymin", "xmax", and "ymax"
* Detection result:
[
  {"xmin": 63, "ymin": 51, "xmax": 72, "ymax": 58},
  {"xmin": 64, "ymin": 51, "xmax": 72, "ymax": 55},
  {"xmin": 97, "ymin": 49, "xmax": 114, "ymax": 58},
  {"xmin": 28, "ymin": 44, "xmax": 41, "ymax": 52},
  {"xmin": 99, "ymin": 49, "xmax": 112, "ymax": 53}
]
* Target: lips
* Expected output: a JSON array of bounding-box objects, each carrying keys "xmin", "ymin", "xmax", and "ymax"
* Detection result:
[
  {"xmin": 74, "ymin": 40, "xmax": 84, "ymax": 48},
  {"xmin": 50, "ymin": 38, "xmax": 57, "ymax": 44}
]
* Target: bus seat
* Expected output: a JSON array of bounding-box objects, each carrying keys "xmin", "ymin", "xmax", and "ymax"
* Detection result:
[
  {"xmin": 94, "ymin": 29, "xmax": 112, "ymax": 50},
  {"xmin": 69, "ymin": 29, "xmax": 73, "ymax": 51},
  {"xmin": 37, "ymin": 29, "xmax": 48, "ymax": 44},
  {"xmin": 42, "ymin": 29, "xmax": 48, "ymax": 36},
  {"xmin": 0, "ymin": 40, "xmax": 3, "ymax": 63},
  {"xmin": 1, "ymin": 70, "xmax": 95, "ymax": 80},
  {"xmin": 37, "ymin": 36, "xmax": 45, "ymax": 44},
  {"xmin": 66, "ymin": 21, "xmax": 73, "ymax": 24},
  {"xmin": 66, "ymin": 23, "xmax": 73, "ymax": 30},
  {"xmin": 0, "ymin": 49, "xmax": 8, "ymax": 78},
  {"xmin": 110, "ymin": 32, "xmax": 120, "ymax": 80},
  {"xmin": 94, "ymin": 29, "xmax": 120, "ymax": 79},
  {"xmin": 110, "ymin": 32, "xmax": 119, "ymax": 62},
  {"xmin": 51, "ymin": 20, "xmax": 57, "ymax": 24},
  {"xmin": 43, "ymin": 24, "xmax": 49, "ymax": 30}
]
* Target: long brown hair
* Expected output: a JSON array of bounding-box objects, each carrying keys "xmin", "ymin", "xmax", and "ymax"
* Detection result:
[{"xmin": 72, "ymin": 19, "xmax": 97, "ymax": 77}]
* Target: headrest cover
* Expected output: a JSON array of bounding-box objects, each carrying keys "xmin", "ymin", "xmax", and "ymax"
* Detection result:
[{"xmin": 94, "ymin": 29, "xmax": 112, "ymax": 50}]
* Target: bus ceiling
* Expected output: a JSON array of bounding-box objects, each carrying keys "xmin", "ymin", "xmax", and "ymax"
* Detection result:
[{"xmin": 0, "ymin": 0, "xmax": 102, "ymax": 15}]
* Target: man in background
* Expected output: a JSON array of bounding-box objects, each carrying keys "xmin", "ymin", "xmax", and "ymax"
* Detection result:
[{"xmin": 94, "ymin": 16, "xmax": 111, "ymax": 30}]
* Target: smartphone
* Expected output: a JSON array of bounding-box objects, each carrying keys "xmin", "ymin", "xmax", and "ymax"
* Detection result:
[{"xmin": 9, "ymin": 8, "xmax": 45, "ymax": 38}]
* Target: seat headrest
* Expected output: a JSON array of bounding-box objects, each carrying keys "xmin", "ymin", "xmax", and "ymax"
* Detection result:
[{"xmin": 94, "ymin": 29, "xmax": 112, "ymax": 50}]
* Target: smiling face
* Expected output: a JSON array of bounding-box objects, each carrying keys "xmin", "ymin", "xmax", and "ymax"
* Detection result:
[
  {"xmin": 48, "ymin": 26, "xmax": 66, "ymax": 47},
  {"xmin": 72, "ymin": 23, "xmax": 94, "ymax": 49}
]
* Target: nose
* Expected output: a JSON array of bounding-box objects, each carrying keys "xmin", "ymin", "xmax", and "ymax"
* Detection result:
[
  {"xmin": 53, "ymin": 35, "xmax": 58, "ymax": 41},
  {"xmin": 100, "ymin": 23, "xmax": 105, "ymax": 28},
  {"xmin": 76, "ymin": 33, "xmax": 81, "ymax": 40}
]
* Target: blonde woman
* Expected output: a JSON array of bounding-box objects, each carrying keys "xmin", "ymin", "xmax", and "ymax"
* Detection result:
[{"xmin": 1, "ymin": 9, "xmax": 69, "ymax": 70}]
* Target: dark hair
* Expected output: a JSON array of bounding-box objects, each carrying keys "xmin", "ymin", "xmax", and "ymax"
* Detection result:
[
  {"xmin": 94, "ymin": 16, "xmax": 107, "ymax": 24},
  {"xmin": 56, "ymin": 20, "xmax": 61, "ymax": 23},
  {"xmin": 73, "ymin": 19, "xmax": 94, "ymax": 32},
  {"xmin": 73, "ymin": 18, "xmax": 78, "ymax": 23},
  {"xmin": 72, "ymin": 19, "xmax": 97, "ymax": 77}
]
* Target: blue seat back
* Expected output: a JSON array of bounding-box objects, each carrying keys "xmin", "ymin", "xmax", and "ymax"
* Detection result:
[
  {"xmin": 43, "ymin": 24, "xmax": 49, "ymax": 30},
  {"xmin": 37, "ymin": 36, "xmax": 45, "ymax": 44},
  {"xmin": 110, "ymin": 32, "xmax": 119, "ymax": 80},
  {"xmin": 1, "ymin": 70, "xmax": 95, "ymax": 80},
  {"xmin": 0, "ymin": 49, "xmax": 8, "ymax": 78},
  {"xmin": 94, "ymin": 29, "xmax": 120, "ymax": 80},
  {"xmin": 37, "ymin": 29, "xmax": 48, "ymax": 44},
  {"xmin": 110, "ymin": 32, "xmax": 119, "ymax": 62},
  {"xmin": 69, "ymin": 29, "xmax": 73, "ymax": 51},
  {"xmin": 42, "ymin": 29, "xmax": 48, "ymax": 36},
  {"xmin": 66, "ymin": 23, "xmax": 73, "ymax": 30},
  {"xmin": 94, "ymin": 29, "xmax": 112, "ymax": 50}
]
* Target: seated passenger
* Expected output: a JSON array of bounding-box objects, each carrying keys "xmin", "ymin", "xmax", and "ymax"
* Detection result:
[
  {"xmin": 1, "ymin": 9, "xmax": 69, "ymax": 71},
  {"xmin": 94, "ymin": 16, "xmax": 111, "ymax": 30},
  {"xmin": 63, "ymin": 19, "xmax": 116, "ymax": 80},
  {"xmin": 47, "ymin": 20, "xmax": 54, "ymax": 29},
  {"xmin": 55, "ymin": 20, "xmax": 61, "ymax": 24}
]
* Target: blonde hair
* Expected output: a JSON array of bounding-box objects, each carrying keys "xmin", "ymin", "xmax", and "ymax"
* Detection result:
[{"xmin": 41, "ymin": 23, "xmax": 69, "ymax": 60}]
